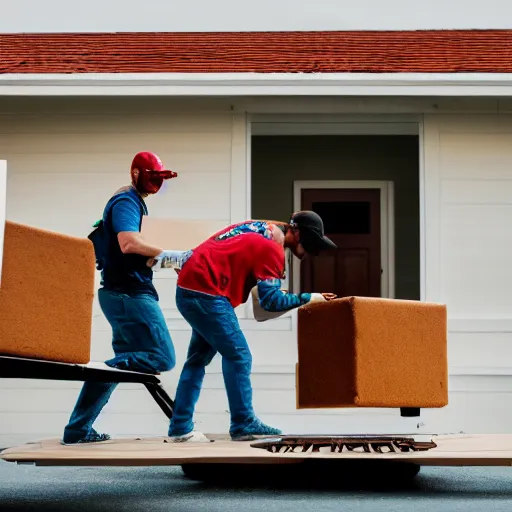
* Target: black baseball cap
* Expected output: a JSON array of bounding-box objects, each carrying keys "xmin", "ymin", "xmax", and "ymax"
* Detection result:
[{"xmin": 289, "ymin": 210, "xmax": 338, "ymax": 255}]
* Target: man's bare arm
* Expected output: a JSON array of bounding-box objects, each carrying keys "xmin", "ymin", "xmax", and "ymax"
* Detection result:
[{"xmin": 117, "ymin": 231, "xmax": 163, "ymax": 257}]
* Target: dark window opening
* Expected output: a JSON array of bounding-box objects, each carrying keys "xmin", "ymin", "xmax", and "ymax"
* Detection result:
[{"xmin": 312, "ymin": 201, "xmax": 371, "ymax": 234}]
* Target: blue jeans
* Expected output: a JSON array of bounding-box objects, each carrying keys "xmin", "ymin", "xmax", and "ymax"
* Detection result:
[
  {"xmin": 168, "ymin": 286, "xmax": 255, "ymax": 436},
  {"xmin": 63, "ymin": 288, "xmax": 176, "ymax": 443}
]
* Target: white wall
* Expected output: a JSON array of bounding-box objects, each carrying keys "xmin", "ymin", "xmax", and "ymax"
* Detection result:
[
  {"xmin": 0, "ymin": 100, "xmax": 326, "ymax": 447},
  {"xmin": 0, "ymin": 0, "xmax": 510, "ymax": 33},
  {"xmin": 243, "ymin": 110, "xmax": 512, "ymax": 437},
  {"xmin": 2, "ymin": 100, "xmax": 512, "ymax": 446},
  {"xmin": 421, "ymin": 114, "xmax": 512, "ymax": 434},
  {"xmin": 0, "ymin": 100, "xmax": 426, "ymax": 446},
  {"xmin": 0, "ymin": 104, "xmax": 249, "ymax": 445}
]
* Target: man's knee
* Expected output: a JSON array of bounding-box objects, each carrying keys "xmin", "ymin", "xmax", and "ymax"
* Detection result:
[
  {"xmin": 109, "ymin": 352, "xmax": 174, "ymax": 375},
  {"xmin": 185, "ymin": 348, "xmax": 216, "ymax": 368},
  {"xmin": 160, "ymin": 355, "xmax": 176, "ymax": 373},
  {"xmin": 223, "ymin": 345, "xmax": 252, "ymax": 366},
  {"xmin": 143, "ymin": 347, "xmax": 176, "ymax": 373}
]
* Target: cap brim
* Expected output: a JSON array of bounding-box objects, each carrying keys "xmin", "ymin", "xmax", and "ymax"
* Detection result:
[
  {"xmin": 148, "ymin": 170, "xmax": 177, "ymax": 179},
  {"xmin": 318, "ymin": 236, "xmax": 337, "ymax": 250},
  {"xmin": 302, "ymin": 234, "xmax": 338, "ymax": 254}
]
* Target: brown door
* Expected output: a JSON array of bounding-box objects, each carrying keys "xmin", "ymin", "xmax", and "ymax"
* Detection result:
[{"xmin": 300, "ymin": 188, "xmax": 381, "ymax": 298}]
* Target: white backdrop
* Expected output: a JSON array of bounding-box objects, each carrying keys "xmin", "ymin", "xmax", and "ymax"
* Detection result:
[{"xmin": 0, "ymin": 0, "xmax": 510, "ymax": 33}]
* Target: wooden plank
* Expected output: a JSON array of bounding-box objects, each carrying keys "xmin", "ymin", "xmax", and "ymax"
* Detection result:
[{"xmin": 2, "ymin": 435, "xmax": 512, "ymax": 467}]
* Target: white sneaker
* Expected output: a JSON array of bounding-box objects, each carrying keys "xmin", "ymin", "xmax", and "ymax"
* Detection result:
[{"xmin": 167, "ymin": 431, "xmax": 212, "ymax": 443}]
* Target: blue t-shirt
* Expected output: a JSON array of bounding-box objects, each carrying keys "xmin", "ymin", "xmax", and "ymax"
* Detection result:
[{"xmin": 100, "ymin": 187, "xmax": 158, "ymax": 299}]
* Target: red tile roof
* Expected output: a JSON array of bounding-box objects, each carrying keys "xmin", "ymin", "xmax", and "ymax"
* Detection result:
[{"xmin": 0, "ymin": 30, "xmax": 511, "ymax": 74}]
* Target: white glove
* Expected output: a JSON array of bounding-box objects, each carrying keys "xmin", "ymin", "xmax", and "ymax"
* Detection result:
[
  {"xmin": 309, "ymin": 293, "xmax": 327, "ymax": 303},
  {"xmin": 149, "ymin": 250, "xmax": 189, "ymax": 271}
]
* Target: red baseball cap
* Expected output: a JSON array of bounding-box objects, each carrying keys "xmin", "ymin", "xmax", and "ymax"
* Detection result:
[{"xmin": 131, "ymin": 151, "xmax": 177, "ymax": 179}]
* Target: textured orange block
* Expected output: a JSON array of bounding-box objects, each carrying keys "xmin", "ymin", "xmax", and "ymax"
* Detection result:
[
  {"xmin": 0, "ymin": 221, "xmax": 95, "ymax": 364},
  {"xmin": 296, "ymin": 297, "xmax": 448, "ymax": 409}
]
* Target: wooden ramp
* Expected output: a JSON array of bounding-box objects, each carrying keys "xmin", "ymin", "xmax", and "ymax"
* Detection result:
[{"xmin": 2, "ymin": 435, "xmax": 512, "ymax": 467}]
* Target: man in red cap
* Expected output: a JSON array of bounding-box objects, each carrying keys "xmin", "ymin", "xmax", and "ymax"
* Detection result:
[{"xmin": 62, "ymin": 151, "xmax": 178, "ymax": 445}]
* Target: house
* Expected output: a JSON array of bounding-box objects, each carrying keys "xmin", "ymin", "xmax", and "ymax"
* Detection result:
[{"xmin": 0, "ymin": 25, "xmax": 511, "ymax": 446}]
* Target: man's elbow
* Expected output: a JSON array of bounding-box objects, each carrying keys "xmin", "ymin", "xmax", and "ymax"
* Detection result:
[
  {"xmin": 119, "ymin": 242, "xmax": 134, "ymax": 254},
  {"xmin": 259, "ymin": 296, "xmax": 281, "ymax": 312},
  {"xmin": 259, "ymin": 300, "xmax": 274, "ymax": 312},
  {"xmin": 117, "ymin": 232, "xmax": 138, "ymax": 254}
]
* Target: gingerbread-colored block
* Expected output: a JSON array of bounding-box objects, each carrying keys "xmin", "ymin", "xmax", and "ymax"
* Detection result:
[
  {"xmin": 0, "ymin": 221, "xmax": 95, "ymax": 364},
  {"xmin": 296, "ymin": 296, "xmax": 448, "ymax": 409}
]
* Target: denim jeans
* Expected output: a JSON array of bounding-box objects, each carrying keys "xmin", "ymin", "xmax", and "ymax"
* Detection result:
[
  {"xmin": 168, "ymin": 286, "xmax": 255, "ymax": 437},
  {"xmin": 62, "ymin": 288, "xmax": 176, "ymax": 443}
]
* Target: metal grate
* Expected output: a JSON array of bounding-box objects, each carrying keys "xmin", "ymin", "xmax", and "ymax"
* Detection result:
[{"xmin": 251, "ymin": 435, "xmax": 437, "ymax": 454}]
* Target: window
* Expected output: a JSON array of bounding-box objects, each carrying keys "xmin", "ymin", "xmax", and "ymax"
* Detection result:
[{"xmin": 312, "ymin": 201, "xmax": 371, "ymax": 235}]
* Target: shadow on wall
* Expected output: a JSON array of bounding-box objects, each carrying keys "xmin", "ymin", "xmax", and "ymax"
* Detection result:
[{"xmin": 251, "ymin": 135, "xmax": 420, "ymax": 301}]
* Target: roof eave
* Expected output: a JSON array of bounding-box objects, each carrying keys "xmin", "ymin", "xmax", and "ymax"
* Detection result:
[{"xmin": 1, "ymin": 72, "xmax": 512, "ymax": 96}]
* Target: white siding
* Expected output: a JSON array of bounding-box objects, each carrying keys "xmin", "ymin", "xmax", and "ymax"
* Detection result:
[
  {"xmin": 0, "ymin": 107, "xmax": 248, "ymax": 446},
  {"xmin": 0, "ymin": 104, "xmax": 425, "ymax": 446},
  {"xmin": 223, "ymin": 112, "xmax": 512, "ymax": 438},
  {"xmin": 2, "ymin": 107, "xmax": 512, "ymax": 447},
  {"xmin": 421, "ymin": 114, "xmax": 512, "ymax": 434}
]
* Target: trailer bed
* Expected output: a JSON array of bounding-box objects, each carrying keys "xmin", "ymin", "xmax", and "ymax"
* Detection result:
[{"xmin": 2, "ymin": 434, "xmax": 512, "ymax": 467}]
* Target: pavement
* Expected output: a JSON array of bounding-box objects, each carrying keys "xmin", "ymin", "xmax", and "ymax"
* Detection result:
[{"xmin": 1, "ymin": 459, "xmax": 512, "ymax": 512}]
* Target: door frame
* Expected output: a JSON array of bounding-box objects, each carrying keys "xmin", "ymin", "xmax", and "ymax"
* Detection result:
[{"xmin": 292, "ymin": 180, "xmax": 395, "ymax": 298}]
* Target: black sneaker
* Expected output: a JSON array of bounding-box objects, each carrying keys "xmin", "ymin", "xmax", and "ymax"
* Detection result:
[
  {"xmin": 231, "ymin": 420, "xmax": 282, "ymax": 442},
  {"xmin": 60, "ymin": 431, "xmax": 111, "ymax": 446}
]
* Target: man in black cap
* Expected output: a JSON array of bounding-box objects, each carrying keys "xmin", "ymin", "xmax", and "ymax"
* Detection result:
[
  {"xmin": 160, "ymin": 210, "xmax": 337, "ymax": 443},
  {"xmin": 284, "ymin": 210, "xmax": 338, "ymax": 258}
]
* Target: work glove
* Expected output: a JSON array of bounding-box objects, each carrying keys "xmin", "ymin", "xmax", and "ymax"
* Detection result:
[
  {"xmin": 250, "ymin": 288, "xmax": 336, "ymax": 322},
  {"xmin": 309, "ymin": 293, "xmax": 327, "ymax": 303},
  {"xmin": 147, "ymin": 250, "xmax": 189, "ymax": 271}
]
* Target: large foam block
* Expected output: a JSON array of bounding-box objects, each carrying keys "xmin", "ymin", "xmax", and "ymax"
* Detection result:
[
  {"xmin": 296, "ymin": 296, "xmax": 448, "ymax": 409},
  {"xmin": 0, "ymin": 221, "xmax": 95, "ymax": 364}
]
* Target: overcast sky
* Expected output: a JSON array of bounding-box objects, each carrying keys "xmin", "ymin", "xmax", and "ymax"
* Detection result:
[{"xmin": 0, "ymin": 0, "xmax": 509, "ymax": 33}]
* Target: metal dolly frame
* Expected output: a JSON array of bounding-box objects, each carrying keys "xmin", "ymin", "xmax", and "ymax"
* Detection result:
[{"xmin": 0, "ymin": 355, "xmax": 174, "ymax": 420}]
